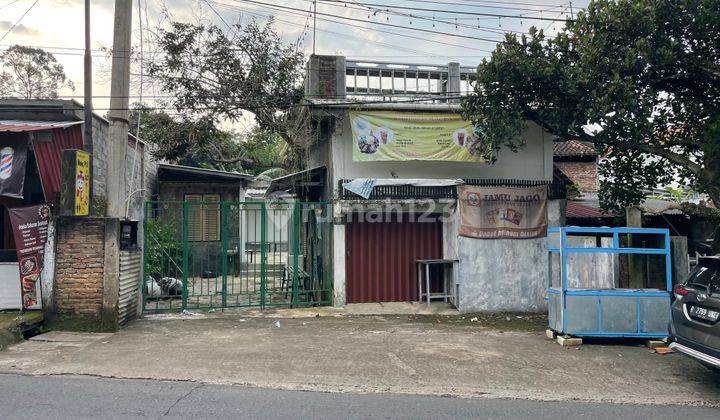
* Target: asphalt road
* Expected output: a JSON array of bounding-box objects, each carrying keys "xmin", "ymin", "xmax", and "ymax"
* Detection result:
[{"xmin": 1, "ymin": 373, "xmax": 718, "ymax": 419}]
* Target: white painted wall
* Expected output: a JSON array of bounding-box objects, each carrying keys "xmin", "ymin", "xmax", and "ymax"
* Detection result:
[{"xmin": 328, "ymin": 113, "xmax": 553, "ymax": 189}]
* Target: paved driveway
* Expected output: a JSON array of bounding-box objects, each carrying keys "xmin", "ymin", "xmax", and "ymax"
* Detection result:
[{"xmin": 0, "ymin": 313, "xmax": 718, "ymax": 406}]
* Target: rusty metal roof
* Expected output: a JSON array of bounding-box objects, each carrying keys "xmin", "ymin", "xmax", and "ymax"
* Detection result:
[
  {"xmin": 0, "ymin": 119, "xmax": 83, "ymax": 132},
  {"xmin": 566, "ymin": 201, "xmax": 613, "ymax": 219}
]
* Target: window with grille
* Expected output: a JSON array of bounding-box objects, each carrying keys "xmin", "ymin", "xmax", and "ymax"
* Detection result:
[{"xmin": 185, "ymin": 194, "xmax": 220, "ymax": 242}]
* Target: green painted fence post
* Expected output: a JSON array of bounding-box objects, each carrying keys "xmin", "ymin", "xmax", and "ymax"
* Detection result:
[
  {"xmin": 182, "ymin": 201, "xmax": 189, "ymax": 311},
  {"xmin": 292, "ymin": 202, "xmax": 300, "ymax": 307},
  {"xmin": 141, "ymin": 201, "xmax": 149, "ymax": 313},
  {"xmin": 221, "ymin": 202, "xmax": 228, "ymax": 309},
  {"xmin": 260, "ymin": 202, "xmax": 267, "ymax": 309}
]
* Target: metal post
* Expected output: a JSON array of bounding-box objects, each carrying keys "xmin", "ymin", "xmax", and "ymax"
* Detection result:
[
  {"xmin": 260, "ymin": 202, "xmax": 267, "ymax": 308},
  {"xmin": 106, "ymin": 0, "xmax": 132, "ymax": 218},
  {"xmin": 221, "ymin": 202, "xmax": 228, "ymax": 309},
  {"xmin": 141, "ymin": 201, "xmax": 148, "ymax": 313},
  {"xmin": 182, "ymin": 201, "xmax": 189, "ymax": 311},
  {"xmin": 292, "ymin": 202, "xmax": 300, "ymax": 307}
]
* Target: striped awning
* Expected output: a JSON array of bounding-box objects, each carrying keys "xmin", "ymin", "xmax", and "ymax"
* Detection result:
[{"xmin": 0, "ymin": 120, "xmax": 83, "ymax": 132}]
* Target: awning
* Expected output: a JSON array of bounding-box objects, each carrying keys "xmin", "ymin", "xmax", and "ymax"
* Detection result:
[
  {"xmin": 0, "ymin": 120, "xmax": 83, "ymax": 132},
  {"xmin": 267, "ymin": 166, "xmax": 326, "ymax": 194},
  {"xmin": 157, "ymin": 163, "xmax": 253, "ymax": 184}
]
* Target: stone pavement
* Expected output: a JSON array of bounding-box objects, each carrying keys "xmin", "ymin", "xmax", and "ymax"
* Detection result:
[{"xmin": 0, "ymin": 312, "xmax": 719, "ymax": 406}]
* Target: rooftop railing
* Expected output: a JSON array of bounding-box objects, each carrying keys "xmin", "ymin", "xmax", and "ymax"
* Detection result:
[{"xmin": 344, "ymin": 59, "xmax": 477, "ymax": 101}]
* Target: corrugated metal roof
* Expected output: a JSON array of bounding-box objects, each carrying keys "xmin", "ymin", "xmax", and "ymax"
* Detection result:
[
  {"xmin": 33, "ymin": 124, "xmax": 84, "ymax": 203},
  {"xmin": 0, "ymin": 120, "xmax": 83, "ymax": 132},
  {"xmin": 158, "ymin": 163, "xmax": 253, "ymax": 183},
  {"xmin": 566, "ymin": 201, "xmax": 613, "ymax": 219}
]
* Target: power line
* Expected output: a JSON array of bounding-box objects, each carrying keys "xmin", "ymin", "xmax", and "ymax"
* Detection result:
[
  {"xmin": 352, "ymin": 0, "xmax": 568, "ymax": 13},
  {"xmin": 210, "ymin": 1, "xmax": 447, "ymax": 56},
  {"xmin": 0, "ymin": 0, "xmax": 40, "ymax": 44},
  {"xmin": 212, "ymin": 0, "xmax": 495, "ymax": 54},
  {"xmin": 0, "ymin": 0, "xmax": 22, "ymax": 11},
  {"xmin": 326, "ymin": 0, "xmax": 524, "ymax": 36},
  {"xmin": 312, "ymin": 0, "xmax": 572, "ymax": 21},
  {"xmin": 0, "ymin": 94, "xmax": 481, "ymax": 112},
  {"xmin": 404, "ymin": 0, "xmax": 569, "ymax": 8},
  {"xmin": 228, "ymin": 0, "xmax": 507, "ymax": 43}
]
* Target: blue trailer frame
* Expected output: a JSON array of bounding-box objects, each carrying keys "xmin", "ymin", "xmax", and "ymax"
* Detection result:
[{"xmin": 547, "ymin": 227, "xmax": 672, "ymax": 338}]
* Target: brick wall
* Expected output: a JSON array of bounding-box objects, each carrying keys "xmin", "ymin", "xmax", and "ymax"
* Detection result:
[
  {"xmin": 54, "ymin": 218, "xmax": 106, "ymax": 318},
  {"xmin": 555, "ymin": 161, "xmax": 598, "ymax": 193}
]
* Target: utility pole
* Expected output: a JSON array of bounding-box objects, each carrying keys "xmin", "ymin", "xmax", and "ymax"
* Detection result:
[
  {"xmin": 106, "ymin": 0, "xmax": 132, "ymax": 218},
  {"xmin": 312, "ymin": 0, "xmax": 317, "ymax": 55},
  {"xmin": 83, "ymin": 0, "xmax": 93, "ymax": 165}
]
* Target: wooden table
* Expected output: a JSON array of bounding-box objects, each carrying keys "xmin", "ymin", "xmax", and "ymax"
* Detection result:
[{"xmin": 416, "ymin": 259, "xmax": 458, "ymax": 308}]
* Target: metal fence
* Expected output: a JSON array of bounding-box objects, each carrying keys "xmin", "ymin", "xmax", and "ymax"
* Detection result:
[{"xmin": 142, "ymin": 201, "xmax": 333, "ymax": 313}]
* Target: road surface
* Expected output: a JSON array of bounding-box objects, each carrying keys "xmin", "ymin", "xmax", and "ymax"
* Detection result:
[{"xmin": 1, "ymin": 373, "xmax": 718, "ymax": 419}]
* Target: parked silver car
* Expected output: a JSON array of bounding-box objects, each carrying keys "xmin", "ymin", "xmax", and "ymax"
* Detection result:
[{"xmin": 669, "ymin": 255, "xmax": 720, "ymax": 371}]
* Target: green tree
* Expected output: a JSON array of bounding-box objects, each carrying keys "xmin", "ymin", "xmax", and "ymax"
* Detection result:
[
  {"xmin": 461, "ymin": 0, "xmax": 720, "ymax": 213},
  {"xmin": 129, "ymin": 104, "xmax": 294, "ymax": 174},
  {"xmin": 147, "ymin": 19, "xmax": 314, "ymax": 152},
  {"xmin": 0, "ymin": 45, "xmax": 74, "ymax": 99}
]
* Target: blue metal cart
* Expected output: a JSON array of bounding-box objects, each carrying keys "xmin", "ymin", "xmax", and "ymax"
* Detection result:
[{"xmin": 547, "ymin": 227, "xmax": 672, "ymax": 338}]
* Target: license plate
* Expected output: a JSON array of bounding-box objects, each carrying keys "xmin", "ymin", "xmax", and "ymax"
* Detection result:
[{"xmin": 689, "ymin": 305, "xmax": 720, "ymax": 322}]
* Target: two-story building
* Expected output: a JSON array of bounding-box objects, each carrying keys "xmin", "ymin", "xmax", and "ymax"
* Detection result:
[{"xmin": 269, "ymin": 56, "xmax": 567, "ymax": 312}]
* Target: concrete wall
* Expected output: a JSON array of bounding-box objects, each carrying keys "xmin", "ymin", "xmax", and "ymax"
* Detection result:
[
  {"xmin": 449, "ymin": 199, "xmax": 565, "ymax": 313},
  {"xmin": 326, "ymin": 114, "xmax": 554, "ymax": 189}
]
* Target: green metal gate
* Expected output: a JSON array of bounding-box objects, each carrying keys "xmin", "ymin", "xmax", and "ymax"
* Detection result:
[{"xmin": 142, "ymin": 201, "xmax": 333, "ymax": 313}]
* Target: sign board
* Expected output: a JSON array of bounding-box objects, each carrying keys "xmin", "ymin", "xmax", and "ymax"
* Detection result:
[
  {"xmin": 60, "ymin": 149, "xmax": 91, "ymax": 216},
  {"xmin": 8, "ymin": 204, "xmax": 51, "ymax": 310},
  {"xmin": 458, "ymin": 185, "xmax": 548, "ymax": 239},
  {"xmin": 0, "ymin": 136, "xmax": 28, "ymax": 198},
  {"xmin": 349, "ymin": 111, "xmax": 491, "ymax": 162}
]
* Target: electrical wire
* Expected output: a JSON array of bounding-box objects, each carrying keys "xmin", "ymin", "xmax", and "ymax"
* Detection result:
[
  {"xmin": 302, "ymin": 0, "xmax": 572, "ymax": 21},
  {"xmin": 0, "ymin": 0, "xmax": 40, "ymax": 43},
  {"xmin": 226, "ymin": 0, "xmax": 507, "ymax": 43},
  {"xmin": 211, "ymin": 0, "xmax": 495, "ymax": 54}
]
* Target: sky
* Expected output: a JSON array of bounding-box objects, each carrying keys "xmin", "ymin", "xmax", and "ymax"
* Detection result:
[{"xmin": 0, "ymin": 0, "xmax": 590, "ymax": 131}]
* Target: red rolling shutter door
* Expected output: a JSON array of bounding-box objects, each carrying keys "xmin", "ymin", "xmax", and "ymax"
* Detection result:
[{"xmin": 345, "ymin": 215, "xmax": 443, "ymax": 303}]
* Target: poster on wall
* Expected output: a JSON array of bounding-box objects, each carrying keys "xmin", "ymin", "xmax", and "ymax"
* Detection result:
[
  {"xmin": 0, "ymin": 137, "xmax": 28, "ymax": 198},
  {"xmin": 9, "ymin": 204, "xmax": 51, "ymax": 310},
  {"xmin": 74, "ymin": 150, "xmax": 90, "ymax": 215},
  {"xmin": 459, "ymin": 185, "xmax": 548, "ymax": 239},
  {"xmin": 349, "ymin": 111, "xmax": 491, "ymax": 162}
]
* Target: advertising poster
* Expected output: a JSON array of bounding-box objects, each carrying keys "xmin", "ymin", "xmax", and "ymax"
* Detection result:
[
  {"xmin": 349, "ymin": 111, "xmax": 491, "ymax": 162},
  {"xmin": 0, "ymin": 137, "xmax": 28, "ymax": 199},
  {"xmin": 74, "ymin": 150, "xmax": 90, "ymax": 216},
  {"xmin": 9, "ymin": 204, "xmax": 51, "ymax": 310},
  {"xmin": 459, "ymin": 185, "xmax": 548, "ymax": 239}
]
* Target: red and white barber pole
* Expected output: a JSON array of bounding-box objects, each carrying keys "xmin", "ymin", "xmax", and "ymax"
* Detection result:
[{"xmin": 0, "ymin": 147, "xmax": 14, "ymax": 180}]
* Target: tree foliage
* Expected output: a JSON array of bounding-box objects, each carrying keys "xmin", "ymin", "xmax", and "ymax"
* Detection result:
[
  {"xmin": 0, "ymin": 45, "xmax": 74, "ymax": 99},
  {"xmin": 147, "ymin": 19, "xmax": 315, "ymax": 152},
  {"xmin": 128, "ymin": 104, "xmax": 294, "ymax": 174},
  {"xmin": 461, "ymin": 0, "xmax": 720, "ymax": 211}
]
